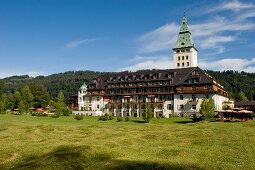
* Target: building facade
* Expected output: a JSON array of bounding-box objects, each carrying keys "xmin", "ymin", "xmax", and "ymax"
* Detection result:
[{"xmin": 75, "ymin": 15, "xmax": 229, "ymax": 117}]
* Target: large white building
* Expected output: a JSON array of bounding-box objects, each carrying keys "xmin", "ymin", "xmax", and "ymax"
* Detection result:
[{"xmin": 75, "ymin": 15, "xmax": 229, "ymax": 117}]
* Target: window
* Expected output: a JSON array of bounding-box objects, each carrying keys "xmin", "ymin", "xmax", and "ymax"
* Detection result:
[
  {"xmin": 180, "ymin": 95, "xmax": 183, "ymax": 100},
  {"xmin": 177, "ymin": 63, "xmax": 180, "ymax": 67},
  {"xmin": 192, "ymin": 105, "xmax": 196, "ymax": 110},
  {"xmin": 178, "ymin": 56, "xmax": 180, "ymax": 60},
  {"xmin": 177, "ymin": 50, "xmax": 180, "ymax": 53},
  {"xmin": 112, "ymin": 77, "xmax": 117, "ymax": 81},
  {"xmin": 97, "ymin": 105, "xmax": 100, "ymax": 109},
  {"xmin": 187, "ymin": 62, "xmax": 189, "ymax": 66},
  {"xmin": 180, "ymin": 104, "xmax": 184, "ymax": 110},
  {"xmin": 192, "ymin": 94, "xmax": 196, "ymax": 101},
  {"xmin": 167, "ymin": 104, "xmax": 173, "ymax": 110},
  {"xmin": 186, "ymin": 56, "xmax": 188, "ymax": 60},
  {"xmin": 182, "ymin": 56, "xmax": 184, "ymax": 60},
  {"xmin": 97, "ymin": 97, "xmax": 100, "ymax": 101},
  {"xmin": 205, "ymin": 85, "xmax": 211, "ymax": 90},
  {"xmin": 166, "ymin": 95, "xmax": 173, "ymax": 100},
  {"xmin": 182, "ymin": 63, "xmax": 184, "ymax": 67},
  {"xmin": 191, "ymin": 86, "xmax": 196, "ymax": 90}
]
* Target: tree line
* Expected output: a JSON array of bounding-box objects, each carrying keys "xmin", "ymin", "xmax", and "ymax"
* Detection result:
[
  {"xmin": 0, "ymin": 82, "xmax": 71, "ymax": 115},
  {"xmin": 0, "ymin": 69, "xmax": 254, "ymax": 110},
  {"xmin": 206, "ymin": 70, "xmax": 254, "ymax": 101}
]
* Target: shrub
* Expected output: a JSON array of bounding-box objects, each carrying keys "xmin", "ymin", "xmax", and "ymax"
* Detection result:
[
  {"xmin": 62, "ymin": 107, "xmax": 72, "ymax": 116},
  {"xmin": 75, "ymin": 114, "xmax": 84, "ymax": 120},
  {"xmin": 109, "ymin": 116, "xmax": 114, "ymax": 120},
  {"xmin": 192, "ymin": 114, "xmax": 202, "ymax": 122},
  {"xmin": 125, "ymin": 117, "xmax": 130, "ymax": 122},
  {"xmin": 98, "ymin": 116, "xmax": 103, "ymax": 121},
  {"xmin": 117, "ymin": 117, "xmax": 123, "ymax": 122},
  {"xmin": 102, "ymin": 116, "xmax": 108, "ymax": 121},
  {"xmin": 13, "ymin": 112, "xmax": 22, "ymax": 115},
  {"xmin": 104, "ymin": 113, "xmax": 109, "ymax": 120},
  {"xmin": 31, "ymin": 112, "xmax": 37, "ymax": 116},
  {"xmin": 252, "ymin": 113, "xmax": 255, "ymax": 119},
  {"xmin": 51, "ymin": 114, "xmax": 59, "ymax": 118},
  {"xmin": 98, "ymin": 113, "xmax": 109, "ymax": 121},
  {"xmin": 36, "ymin": 112, "xmax": 48, "ymax": 117}
]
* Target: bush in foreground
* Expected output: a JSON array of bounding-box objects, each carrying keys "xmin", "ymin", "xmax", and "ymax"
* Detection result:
[
  {"xmin": 109, "ymin": 116, "xmax": 114, "ymax": 120},
  {"xmin": 125, "ymin": 117, "xmax": 130, "ymax": 122},
  {"xmin": 62, "ymin": 107, "xmax": 72, "ymax": 116},
  {"xmin": 103, "ymin": 113, "xmax": 109, "ymax": 121},
  {"xmin": 117, "ymin": 117, "xmax": 123, "ymax": 122},
  {"xmin": 51, "ymin": 114, "xmax": 60, "ymax": 118},
  {"xmin": 75, "ymin": 114, "xmax": 84, "ymax": 120},
  {"xmin": 98, "ymin": 116, "xmax": 103, "ymax": 121},
  {"xmin": 98, "ymin": 113, "xmax": 110, "ymax": 121}
]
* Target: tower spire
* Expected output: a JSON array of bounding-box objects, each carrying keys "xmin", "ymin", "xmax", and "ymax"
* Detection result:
[
  {"xmin": 172, "ymin": 15, "xmax": 198, "ymax": 68},
  {"xmin": 174, "ymin": 14, "xmax": 194, "ymax": 49}
]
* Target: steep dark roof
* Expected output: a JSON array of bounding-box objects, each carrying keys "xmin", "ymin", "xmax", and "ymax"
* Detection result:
[{"xmin": 88, "ymin": 67, "xmax": 217, "ymax": 90}]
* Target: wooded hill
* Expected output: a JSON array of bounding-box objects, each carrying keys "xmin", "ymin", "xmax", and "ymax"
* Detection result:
[{"xmin": 0, "ymin": 69, "xmax": 255, "ymax": 102}]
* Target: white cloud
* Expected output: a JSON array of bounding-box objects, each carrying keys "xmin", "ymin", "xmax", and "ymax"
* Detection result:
[
  {"xmin": 137, "ymin": 23, "xmax": 179, "ymax": 53},
  {"xmin": 208, "ymin": 0, "xmax": 255, "ymax": 12},
  {"xmin": 200, "ymin": 35, "xmax": 236, "ymax": 49},
  {"xmin": 199, "ymin": 57, "xmax": 255, "ymax": 71},
  {"xmin": 243, "ymin": 66, "xmax": 255, "ymax": 72},
  {"xmin": 120, "ymin": 55, "xmax": 255, "ymax": 73},
  {"xmin": 137, "ymin": 16, "xmax": 255, "ymax": 54},
  {"xmin": 137, "ymin": 1, "xmax": 255, "ymax": 54},
  {"xmin": 65, "ymin": 38, "xmax": 99, "ymax": 49},
  {"xmin": 0, "ymin": 71, "xmax": 44, "ymax": 79},
  {"xmin": 124, "ymin": 1, "xmax": 255, "ymax": 73}
]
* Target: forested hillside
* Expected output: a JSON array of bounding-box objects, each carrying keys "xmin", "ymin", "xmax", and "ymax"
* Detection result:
[
  {"xmin": 0, "ymin": 71, "xmax": 101, "ymax": 101},
  {"xmin": 0, "ymin": 69, "xmax": 254, "ymax": 104},
  {"xmin": 206, "ymin": 70, "xmax": 255, "ymax": 101}
]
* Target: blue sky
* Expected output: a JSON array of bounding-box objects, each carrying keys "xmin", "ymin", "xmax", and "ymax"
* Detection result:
[{"xmin": 0, "ymin": 0, "xmax": 255, "ymax": 78}]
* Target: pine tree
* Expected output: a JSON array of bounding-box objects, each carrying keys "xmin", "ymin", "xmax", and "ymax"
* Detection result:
[
  {"xmin": 18, "ymin": 100, "xmax": 26, "ymax": 114},
  {"xmin": 20, "ymin": 85, "xmax": 34, "ymax": 111},
  {"xmin": 55, "ymin": 91, "xmax": 66, "ymax": 115},
  {"xmin": 0, "ymin": 101, "xmax": 4, "ymax": 114},
  {"xmin": 143, "ymin": 103, "xmax": 153, "ymax": 123},
  {"xmin": 237, "ymin": 91, "xmax": 249, "ymax": 102}
]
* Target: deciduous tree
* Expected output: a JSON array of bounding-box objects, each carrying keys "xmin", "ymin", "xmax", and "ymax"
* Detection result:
[{"xmin": 200, "ymin": 98, "xmax": 215, "ymax": 120}]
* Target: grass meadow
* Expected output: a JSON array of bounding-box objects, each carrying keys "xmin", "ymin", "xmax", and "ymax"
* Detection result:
[{"xmin": 0, "ymin": 114, "xmax": 255, "ymax": 170}]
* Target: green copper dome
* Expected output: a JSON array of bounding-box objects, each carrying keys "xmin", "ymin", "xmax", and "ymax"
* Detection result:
[{"xmin": 174, "ymin": 15, "xmax": 195, "ymax": 49}]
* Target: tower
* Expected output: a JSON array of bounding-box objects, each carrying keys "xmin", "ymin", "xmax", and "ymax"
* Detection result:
[{"xmin": 173, "ymin": 14, "xmax": 197, "ymax": 68}]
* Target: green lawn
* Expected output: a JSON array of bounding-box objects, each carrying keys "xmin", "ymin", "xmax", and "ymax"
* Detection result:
[{"xmin": 0, "ymin": 114, "xmax": 255, "ymax": 170}]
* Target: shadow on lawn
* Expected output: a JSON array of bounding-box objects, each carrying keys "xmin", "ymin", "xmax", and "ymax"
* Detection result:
[
  {"xmin": 5, "ymin": 145, "xmax": 202, "ymax": 170},
  {"xmin": 131, "ymin": 120, "xmax": 146, "ymax": 123}
]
